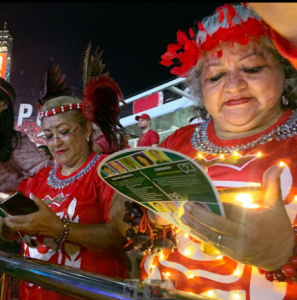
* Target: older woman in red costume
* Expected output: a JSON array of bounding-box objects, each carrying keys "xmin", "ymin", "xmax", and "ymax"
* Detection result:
[
  {"xmin": 123, "ymin": 3, "xmax": 297, "ymax": 300},
  {"xmin": 3, "ymin": 72, "xmax": 128, "ymax": 300}
]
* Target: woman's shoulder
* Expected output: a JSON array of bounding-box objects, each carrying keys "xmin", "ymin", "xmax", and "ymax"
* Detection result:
[
  {"xmin": 34, "ymin": 164, "xmax": 55, "ymax": 178},
  {"xmin": 160, "ymin": 123, "xmax": 198, "ymax": 149}
]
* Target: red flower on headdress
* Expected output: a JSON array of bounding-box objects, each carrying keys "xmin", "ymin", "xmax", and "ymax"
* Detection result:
[
  {"xmin": 159, "ymin": 3, "xmax": 272, "ymax": 77},
  {"xmin": 160, "ymin": 29, "xmax": 199, "ymax": 77}
]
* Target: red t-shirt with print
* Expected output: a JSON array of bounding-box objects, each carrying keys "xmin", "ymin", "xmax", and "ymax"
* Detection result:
[
  {"xmin": 18, "ymin": 152, "xmax": 127, "ymax": 300},
  {"xmin": 140, "ymin": 110, "xmax": 297, "ymax": 299},
  {"xmin": 137, "ymin": 130, "xmax": 160, "ymax": 146}
]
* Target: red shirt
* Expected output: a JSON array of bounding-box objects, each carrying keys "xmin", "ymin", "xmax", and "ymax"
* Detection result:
[
  {"xmin": 18, "ymin": 152, "xmax": 127, "ymax": 300},
  {"xmin": 137, "ymin": 129, "xmax": 160, "ymax": 146},
  {"xmin": 140, "ymin": 110, "xmax": 297, "ymax": 299}
]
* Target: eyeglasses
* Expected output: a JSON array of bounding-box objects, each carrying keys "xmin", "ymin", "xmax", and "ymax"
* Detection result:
[{"xmin": 45, "ymin": 127, "xmax": 78, "ymax": 142}]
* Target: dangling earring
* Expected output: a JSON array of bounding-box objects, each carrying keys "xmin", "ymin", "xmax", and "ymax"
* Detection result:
[
  {"xmin": 86, "ymin": 137, "xmax": 90, "ymax": 142},
  {"xmin": 282, "ymin": 95, "xmax": 289, "ymax": 106},
  {"xmin": 206, "ymin": 112, "xmax": 211, "ymax": 119}
]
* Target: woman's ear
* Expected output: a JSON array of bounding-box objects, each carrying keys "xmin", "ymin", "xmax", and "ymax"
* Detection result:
[{"xmin": 85, "ymin": 121, "xmax": 93, "ymax": 140}]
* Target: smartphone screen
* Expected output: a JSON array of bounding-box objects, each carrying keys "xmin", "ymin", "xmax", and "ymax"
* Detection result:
[{"xmin": 0, "ymin": 192, "xmax": 39, "ymax": 215}]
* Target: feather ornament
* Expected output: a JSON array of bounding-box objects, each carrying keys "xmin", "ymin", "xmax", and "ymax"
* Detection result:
[
  {"xmin": 38, "ymin": 62, "xmax": 72, "ymax": 106},
  {"xmin": 83, "ymin": 41, "xmax": 108, "ymax": 92},
  {"xmin": 81, "ymin": 75, "xmax": 125, "ymax": 147}
]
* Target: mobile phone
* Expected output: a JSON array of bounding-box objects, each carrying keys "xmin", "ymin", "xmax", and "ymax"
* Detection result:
[{"xmin": 0, "ymin": 191, "xmax": 39, "ymax": 216}]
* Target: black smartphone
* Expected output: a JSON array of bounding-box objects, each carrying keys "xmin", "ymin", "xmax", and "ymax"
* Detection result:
[{"xmin": 0, "ymin": 191, "xmax": 39, "ymax": 216}]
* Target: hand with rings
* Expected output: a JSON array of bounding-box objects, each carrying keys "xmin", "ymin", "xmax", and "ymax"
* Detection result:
[{"xmin": 180, "ymin": 164, "xmax": 295, "ymax": 271}]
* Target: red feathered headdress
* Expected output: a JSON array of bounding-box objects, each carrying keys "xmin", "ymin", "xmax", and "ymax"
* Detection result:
[
  {"xmin": 38, "ymin": 43, "xmax": 126, "ymax": 149},
  {"xmin": 159, "ymin": 3, "xmax": 284, "ymax": 77},
  {"xmin": 81, "ymin": 75, "xmax": 125, "ymax": 147}
]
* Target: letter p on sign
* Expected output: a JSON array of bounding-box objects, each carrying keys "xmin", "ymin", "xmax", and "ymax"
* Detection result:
[{"xmin": 17, "ymin": 104, "xmax": 33, "ymax": 126}]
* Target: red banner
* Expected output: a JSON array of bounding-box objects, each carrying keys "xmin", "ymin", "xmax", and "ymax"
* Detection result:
[
  {"xmin": 0, "ymin": 53, "xmax": 7, "ymax": 78},
  {"xmin": 133, "ymin": 92, "xmax": 163, "ymax": 114}
]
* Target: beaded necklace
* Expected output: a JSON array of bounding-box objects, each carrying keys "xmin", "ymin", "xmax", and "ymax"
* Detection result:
[
  {"xmin": 191, "ymin": 110, "xmax": 297, "ymax": 155},
  {"xmin": 47, "ymin": 154, "xmax": 101, "ymax": 189}
]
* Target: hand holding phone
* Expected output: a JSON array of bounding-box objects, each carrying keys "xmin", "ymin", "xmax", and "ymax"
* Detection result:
[
  {"xmin": 0, "ymin": 191, "xmax": 39, "ymax": 217},
  {"xmin": 0, "ymin": 192, "xmax": 40, "ymax": 248}
]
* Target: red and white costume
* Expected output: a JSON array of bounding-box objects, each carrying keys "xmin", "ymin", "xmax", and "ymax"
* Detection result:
[
  {"xmin": 18, "ymin": 152, "xmax": 127, "ymax": 300},
  {"xmin": 140, "ymin": 110, "xmax": 297, "ymax": 299}
]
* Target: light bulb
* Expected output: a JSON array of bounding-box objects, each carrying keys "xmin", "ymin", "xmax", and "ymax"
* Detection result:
[
  {"xmin": 220, "ymin": 154, "xmax": 224, "ymax": 159},
  {"xmin": 184, "ymin": 233, "xmax": 189, "ymax": 238},
  {"xmin": 294, "ymin": 195, "xmax": 297, "ymax": 202},
  {"xmin": 279, "ymin": 161, "xmax": 286, "ymax": 167},
  {"xmin": 207, "ymin": 290, "xmax": 215, "ymax": 297},
  {"xmin": 233, "ymin": 270, "xmax": 240, "ymax": 276},
  {"xmin": 185, "ymin": 250, "xmax": 191, "ymax": 256},
  {"xmin": 166, "ymin": 272, "xmax": 171, "ymax": 277},
  {"xmin": 233, "ymin": 293, "xmax": 240, "ymax": 299},
  {"xmin": 235, "ymin": 193, "xmax": 253, "ymax": 205},
  {"xmin": 160, "ymin": 254, "xmax": 164, "ymax": 260},
  {"xmin": 233, "ymin": 151, "xmax": 240, "ymax": 157},
  {"xmin": 256, "ymin": 152, "xmax": 262, "ymax": 157},
  {"xmin": 189, "ymin": 273, "xmax": 194, "ymax": 279},
  {"xmin": 198, "ymin": 153, "xmax": 203, "ymax": 158},
  {"xmin": 216, "ymin": 255, "xmax": 223, "ymax": 260}
]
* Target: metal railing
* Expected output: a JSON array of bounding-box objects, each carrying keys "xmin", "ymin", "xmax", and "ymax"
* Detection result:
[{"xmin": 0, "ymin": 251, "xmax": 218, "ymax": 300}]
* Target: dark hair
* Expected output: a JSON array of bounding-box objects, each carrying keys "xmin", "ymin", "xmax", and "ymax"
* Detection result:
[
  {"xmin": 0, "ymin": 79, "xmax": 19, "ymax": 163},
  {"xmin": 133, "ymin": 154, "xmax": 154, "ymax": 167},
  {"xmin": 38, "ymin": 145, "xmax": 52, "ymax": 159},
  {"xmin": 149, "ymin": 149, "xmax": 160, "ymax": 156}
]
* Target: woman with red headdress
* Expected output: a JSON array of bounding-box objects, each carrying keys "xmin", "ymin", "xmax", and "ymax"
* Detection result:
[
  {"xmin": 3, "ymin": 67, "xmax": 128, "ymax": 299},
  {"xmin": 128, "ymin": 3, "xmax": 297, "ymax": 299}
]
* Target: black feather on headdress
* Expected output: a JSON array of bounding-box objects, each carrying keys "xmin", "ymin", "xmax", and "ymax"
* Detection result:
[
  {"xmin": 83, "ymin": 41, "xmax": 110, "ymax": 92},
  {"xmin": 38, "ymin": 61, "xmax": 73, "ymax": 107}
]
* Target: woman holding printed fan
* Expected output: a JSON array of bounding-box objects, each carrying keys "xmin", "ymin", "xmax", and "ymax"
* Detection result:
[{"xmin": 119, "ymin": 3, "xmax": 297, "ymax": 299}]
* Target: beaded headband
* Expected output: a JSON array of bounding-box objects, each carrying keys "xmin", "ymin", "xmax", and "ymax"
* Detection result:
[
  {"xmin": 159, "ymin": 3, "xmax": 274, "ymax": 77},
  {"xmin": 38, "ymin": 103, "xmax": 81, "ymax": 120}
]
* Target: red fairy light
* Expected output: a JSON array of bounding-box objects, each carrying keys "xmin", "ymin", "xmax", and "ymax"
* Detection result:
[{"xmin": 160, "ymin": 3, "xmax": 274, "ymax": 77}]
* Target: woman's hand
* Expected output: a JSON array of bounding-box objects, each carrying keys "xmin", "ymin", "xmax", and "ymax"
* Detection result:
[
  {"xmin": 181, "ymin": 164, "xmax": 295, "ymax": 271},
  {"xmin": 4, "ymin": 194, "xmax": 63, "ymax": 239}
]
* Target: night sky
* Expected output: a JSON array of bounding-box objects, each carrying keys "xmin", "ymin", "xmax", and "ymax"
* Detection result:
[{"xmin": 0, "ymin": 3, "xmax": 224, "ymax": 115}]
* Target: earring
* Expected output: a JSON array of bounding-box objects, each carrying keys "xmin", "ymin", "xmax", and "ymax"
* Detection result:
[
  {"xmin": 86, "ymin": 137, "xmax": 90, "ymax": 142},
  {"xmin": 282, "ymin": 95, "xmax": 289, "ymax": 106}
]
